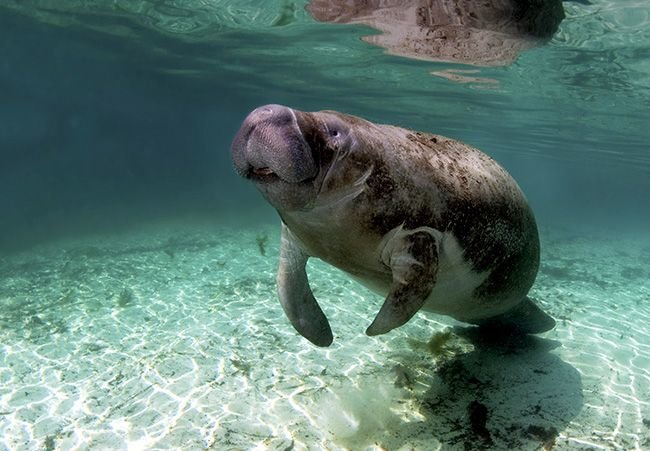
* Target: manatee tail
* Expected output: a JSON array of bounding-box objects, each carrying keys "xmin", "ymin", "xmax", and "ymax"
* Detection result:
[{"xmin": 475, "ymin": 297, "xmax": 556, "ymax": 334}]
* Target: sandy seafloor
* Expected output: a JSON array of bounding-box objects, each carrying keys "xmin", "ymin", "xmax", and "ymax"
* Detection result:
[{"xmin": 0, "ymin": 219, "xmax": 649, "ymax": 451}]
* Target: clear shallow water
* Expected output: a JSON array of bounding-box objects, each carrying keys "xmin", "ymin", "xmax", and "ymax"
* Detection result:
[
  {"xmin": 0, "ymin": 1, "xmax": 649, "ymax": 449},
  {"xmin": 0, "ymin": 223, "xmax": 648, "ymax": 449}
]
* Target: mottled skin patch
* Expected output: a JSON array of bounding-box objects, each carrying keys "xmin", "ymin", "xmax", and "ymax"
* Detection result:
[
  {"xmin": 287, "ymin": 110, "xmax": 537, "ymax": 319},
  {"xmin": 232, "ymin": 105, "xmax": 551, "ymax": 344},
  {"xmin": 401, "ymin": 130, "xmax": 540, "ymax": 305}
]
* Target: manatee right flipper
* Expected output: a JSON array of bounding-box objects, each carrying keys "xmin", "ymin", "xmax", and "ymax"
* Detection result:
[
  {"xmin": 366, "ymin": 226, "xmax": 439, "ymax": 336},
  {"xmin": 475, "ymin": 296, "xmax": 556, "ymax": 334},
  {"xmin": 277, "ymin": 223, "xmax": 333, "ymax": 347}
]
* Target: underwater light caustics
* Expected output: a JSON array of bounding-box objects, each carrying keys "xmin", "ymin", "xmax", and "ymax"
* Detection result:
[{"xmin": 231, "ymin": 104, "xmax": 555, "ymax": 346}]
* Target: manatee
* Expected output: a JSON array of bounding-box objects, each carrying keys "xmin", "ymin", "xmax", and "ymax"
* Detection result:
[
  {"xmin": 306, "ymin": 0, "xmax": 565, "ymax": 67},
  {"xmin": 231, "ymin": 104, "xmax": 555, "ymax": 346}
]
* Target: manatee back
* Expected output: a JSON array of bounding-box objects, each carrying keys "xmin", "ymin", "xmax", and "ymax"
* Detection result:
[{"xmin": 356, "ymin": 125, "xmax": 540, "ymax": 309}]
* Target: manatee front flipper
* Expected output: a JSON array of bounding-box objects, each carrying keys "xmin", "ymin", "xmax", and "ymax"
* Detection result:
[
  {"xmin": 277, "ymin": 223, "xmax": 333, "ymax": 347},
  {"xmin": 366, "ymin": 226, "xmax": 439, "ymax": 336},
  {"xmin": 475, "ymin": 296, "xmax": 556, "ymax": 334}
]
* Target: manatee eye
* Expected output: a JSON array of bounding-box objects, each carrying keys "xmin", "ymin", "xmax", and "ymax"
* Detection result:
[{"xmin": 323, "ymin": 117, "xmax": 350, "ymax": 152}]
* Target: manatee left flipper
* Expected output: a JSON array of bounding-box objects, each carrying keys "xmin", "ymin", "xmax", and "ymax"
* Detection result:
[
  {"xmin": 277, "ymin": 223, "xmax": 333, "ymax": 347},
  {"xmin": 366, "ymin": 226, "xmax": 439, "ymax": 336}
]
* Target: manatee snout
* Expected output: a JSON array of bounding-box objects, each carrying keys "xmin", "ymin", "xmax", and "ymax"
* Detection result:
[
  {"xmin": 231, "ymin": 104, "xmax": 317, "ymax": 184},
  {"xmin": 231, "ymin": 104, "xmax": 324, "ymax": 211}
]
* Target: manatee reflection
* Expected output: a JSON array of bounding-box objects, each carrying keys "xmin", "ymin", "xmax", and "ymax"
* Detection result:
[{"xmin": 307, "ymin": 0, "xmax": 565, "ymax": 66}]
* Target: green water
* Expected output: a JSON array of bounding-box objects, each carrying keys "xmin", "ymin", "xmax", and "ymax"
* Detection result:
[
  {"xmin": 0, "ymin": 1, "xmax": 649, "ymax": 449},
  {"xmin": 2, "ymin": 0, "xmax": 649, "ymax": 245}
]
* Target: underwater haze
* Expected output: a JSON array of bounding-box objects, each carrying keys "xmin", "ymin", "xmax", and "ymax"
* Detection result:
[{"xmin": 1, "ymin": 1, "xmax": 649, "ymax": 449}]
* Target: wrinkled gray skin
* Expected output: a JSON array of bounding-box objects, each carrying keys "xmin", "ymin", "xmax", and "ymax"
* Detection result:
[{"xmin": 231, "ymin": 105, "xmax": 555, "ymax": 346}]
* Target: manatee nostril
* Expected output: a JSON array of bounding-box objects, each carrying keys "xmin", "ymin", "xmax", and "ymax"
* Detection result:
[
  {"xmin": 253, "ymin": 104, "xmax": 293, "ymax": 120},
  {"xmin": 256, "ymin": 104, "xmax": 282, "ymax": 116}
]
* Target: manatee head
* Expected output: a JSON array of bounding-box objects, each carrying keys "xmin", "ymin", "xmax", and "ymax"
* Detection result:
[{"xmin": 231, "ymin": 104, "xmax": 360, "ymax": 212}]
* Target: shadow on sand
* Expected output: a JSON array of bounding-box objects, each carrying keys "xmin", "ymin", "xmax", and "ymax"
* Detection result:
[{"xmin": 385, "ymin": 327, "xmax": 583, "ymax": 450}]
